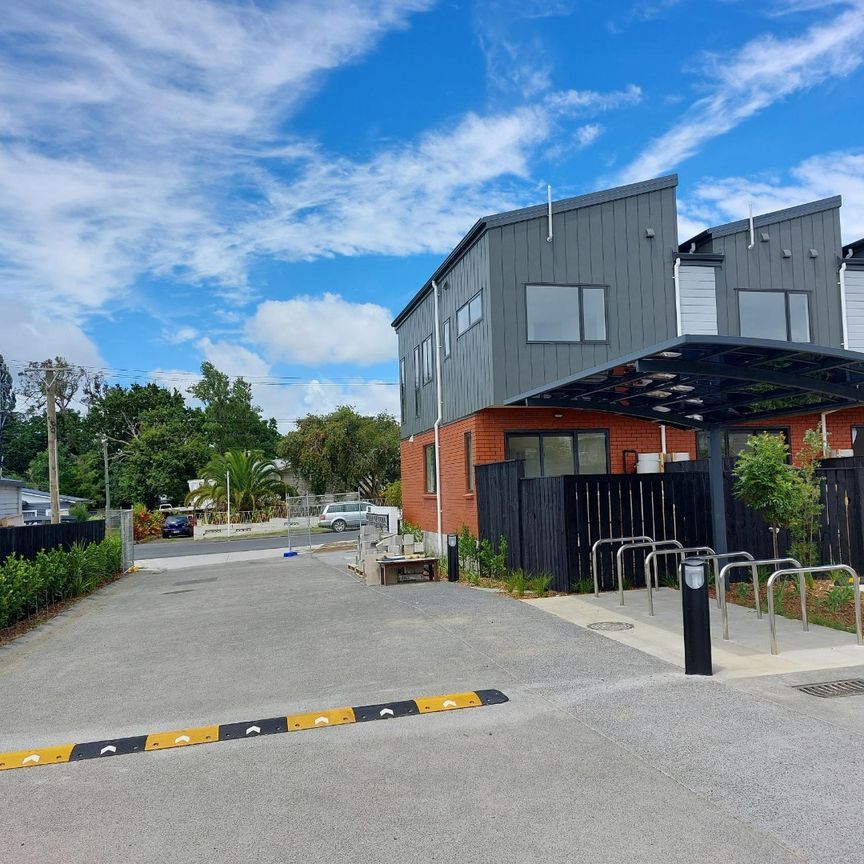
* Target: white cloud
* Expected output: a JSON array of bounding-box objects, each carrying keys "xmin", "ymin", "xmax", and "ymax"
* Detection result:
[
  {"xmin": 0, "ymin": 0, "xmax": 434, "ymax": 308},
  {"xmin": 0, "ymin": 303, "xmax": 105, "ymax": 371},
  {"xmin": 575, "ymin": 124, "xmax": 604, "ymax": 148},
  {"xmin": 544, "ymin": 85, "xmax": 642, "ymax": 115},
  {"xmin": 678, "ymin": 150, "xmax": 864, "ymax": 243},
  {"xmin": 616, "ymin": 2, "xmax": 864, "ymax": 183},
  {"xmin": 276, "ymin": 380, "xmax": 400, "ymax": 425},
  {"xmin": 246, "ymin": 294, "xmax": 396, "ymax": 366},
  {"xmin": 196, "ymin": 337, "xmax": 271, "ymax": 379}
]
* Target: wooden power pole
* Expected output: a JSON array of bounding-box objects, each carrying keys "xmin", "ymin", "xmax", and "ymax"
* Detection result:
[{"xmin": 45, "ymin": 363, "xmax": 61, "ymax": 524}]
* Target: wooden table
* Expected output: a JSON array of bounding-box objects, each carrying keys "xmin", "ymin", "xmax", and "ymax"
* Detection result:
[{"xmin": 378, "ymin": 557, "xmax": 439, "ymax": 586}]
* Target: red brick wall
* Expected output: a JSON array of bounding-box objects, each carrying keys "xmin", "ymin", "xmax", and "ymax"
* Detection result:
[{"xmin": 400, "ymin": 405, "xmax": 864, "ymax": 536}]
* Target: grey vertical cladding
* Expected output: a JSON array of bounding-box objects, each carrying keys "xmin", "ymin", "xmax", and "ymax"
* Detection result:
[
  {"xmin": 395, "ymin": 235, "xmax": 493, "ymax": 437},
  {"xmin": 709, "ymin": 206, "xmax": 843, "ymax": 346},
  {"xmin": 491, "ymin": 185, "xmax": 678, "ymax": 404},
  {"xmin": 845, "ymin": 269, "xmax": 864, "ymax": 351},
  {"xmin": 678, "ymin": 264, "xmax": 718, "ymax": 335}
]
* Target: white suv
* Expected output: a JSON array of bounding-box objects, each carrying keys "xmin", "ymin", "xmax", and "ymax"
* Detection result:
[{"xmin": 318, "ymin": 501, "xmax": 371, "ymax": 532}]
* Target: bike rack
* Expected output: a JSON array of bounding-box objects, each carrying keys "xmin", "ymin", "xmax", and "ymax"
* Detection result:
[
  {"xmin": 642, "ymin": 546, "xmax": 715, "ymax": 616},
  {"xmin": 590, "ymin": 535, "xmax": 653, "ymax": 598},
  {"xmin": 614, "ymin": 540, "xmax": 682, "ymax": 607},
  {"xmin": 767, "ymin": 564, "xmax": 863, "ymax": 655},
  {"xmin": 717, "ymin": 557, "xmax": 800, "ymax": 640}
]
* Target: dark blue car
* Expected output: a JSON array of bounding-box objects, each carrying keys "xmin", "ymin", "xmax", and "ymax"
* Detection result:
[{"xmin": 162, "ymin": 515, "xmax": 193, "ymax": 539}]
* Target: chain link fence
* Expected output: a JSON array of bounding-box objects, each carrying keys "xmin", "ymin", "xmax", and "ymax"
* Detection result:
[{"xmin": 105, "ymin": 509, "xmax": 134, "ymax": 571}]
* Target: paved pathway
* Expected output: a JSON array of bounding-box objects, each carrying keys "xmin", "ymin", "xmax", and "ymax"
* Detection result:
[{"xmin": 1, "ymin": 555, "xmax": 861, "ymax": 863}]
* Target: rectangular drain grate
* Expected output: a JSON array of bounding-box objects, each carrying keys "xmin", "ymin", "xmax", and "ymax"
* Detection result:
[{"xmin": 795, "ymin": 679, "xmax": 864, "ymax": 698}]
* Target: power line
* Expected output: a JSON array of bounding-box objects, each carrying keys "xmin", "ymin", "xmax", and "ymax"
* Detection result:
[{"xmin": 4, "ymin": 358, "xmax": 398, "ymax": 386}]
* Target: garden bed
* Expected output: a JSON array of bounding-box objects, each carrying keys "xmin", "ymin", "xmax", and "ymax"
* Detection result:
[{"xmin": 715, "ymin": 575, "xmax": 860, "ymax": 634}]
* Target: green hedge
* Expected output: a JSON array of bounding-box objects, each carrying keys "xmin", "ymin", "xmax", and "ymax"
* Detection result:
[{"xmin": 0, "ymin": 536, "xmax": 124, "ymax": 630}]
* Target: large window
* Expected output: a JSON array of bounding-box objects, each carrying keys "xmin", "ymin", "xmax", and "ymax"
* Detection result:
[
  {"xmin": 526, "ymin": 284, "xmax": 607, "ymax": 342},
  {"xmin": 465, "ymin": 432, "xmax": 474, "ymax": 492},
  {"xmin": 506, "ymin": 430, "xmax": 608, "ymax": 478},
  {"xmin": 413, "ymin": 346, "xmax": 421, "ymax": 417},
  {"xmin": 696, "ymin": 427, "xmax": 789, "ymax": 459},
  {"xmin": 457, "ymin": 291, "xmax": 483, "ymax": 335},
  {"xmin": 399, "ymin": 358, "xmax": 406, "ymax": 423},
  {"xmin": 421, "ymin": 335, "xmax": 433, "ymax": 383},
  {"xmin": 424, "ymin": 444, "xmax": 437, "ymax": 493},
  {"xmin": 739, "ymin": 291, "xmax": 811, "ymax": 342}
]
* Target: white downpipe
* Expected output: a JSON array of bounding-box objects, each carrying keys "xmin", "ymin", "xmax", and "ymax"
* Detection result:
[
  {"xmin": 821, "ymin": 412, "xmax": 829, "ymax": 457},
  {"xmin": 432, "ymin": 278, "xmax": 444, "ymax": 554},
  {"xmin": 839, "ymin": 262, "xmax": 849, "ymax": 349},
  {"xmin": 673, "ymin": 257, "xmax": 682, "ymax": 336},
  {"xmin": 747, "ymin": 203, "xmax": 755, "ymax": 250},
  {"xmin": 660, "ymin": 424, "xmax": 667, "ymax": 456},
  {"xmin": 546, "ymin": 185, "xmax": 553, "ymax": 243}
]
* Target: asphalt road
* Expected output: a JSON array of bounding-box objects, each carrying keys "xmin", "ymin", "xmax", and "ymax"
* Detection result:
[
  {"xmin": 2, "ymin": 555, "xmax": 862, "ymax": 863},
  {"xmin": 136, "ymin": 529, "xmax": 359, "ymax": 558}
]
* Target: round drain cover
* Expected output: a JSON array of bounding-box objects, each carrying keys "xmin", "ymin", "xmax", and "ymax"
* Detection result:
[{"xmin": 587, "ymin": 621, "xmax": 634, "ymax": 632}]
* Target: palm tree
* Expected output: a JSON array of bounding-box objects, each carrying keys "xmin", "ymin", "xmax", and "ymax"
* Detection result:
[{"xmin": 186, "ymin": 450, "xmax": 283, "ymax": 512}]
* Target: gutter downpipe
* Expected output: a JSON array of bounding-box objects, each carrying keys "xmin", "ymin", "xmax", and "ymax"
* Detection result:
[
  {"xmin": 432, "ymin": 278, "xmax": 444, "ymax": 554},
  {"xmin": 747, "ymin": 203, "xmax": 755, "ymax": 250},
  {"xmin": 673, "ymin": 256, "xmax": 682, "ymax": 336},
  {"xmin": 840, "ymin": 261, "xmax": 849, "ymax": 349},
  {"xmin": 546, "ymin": 185, "xmax": 553, "ymax": 243}
]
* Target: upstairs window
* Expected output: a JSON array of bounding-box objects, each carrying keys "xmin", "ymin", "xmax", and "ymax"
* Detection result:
[
  {"xmin": 457, "ymin": 291, "xmax": 483, "ymax": 335},
  {"xmin": 421, "ymin": 335, "xmax": 433, "ymax": 383},
  {"xmin": 413, "ymin": 346, "xmax": 421, "ymax": 417},
  {"xmin": 526, "ymin": 284, "xmax": 607, "ymax": 342},
  {"xmin": 399, "ymin": 358, "xmax": 406, "ymax": 423},
  {"xmin": 442, "ymin": 319, "xmax": 452, "ymax": 359},
  {"xmin": 739, "ymin": 291, "xmax": 810, "ymax": 343}
]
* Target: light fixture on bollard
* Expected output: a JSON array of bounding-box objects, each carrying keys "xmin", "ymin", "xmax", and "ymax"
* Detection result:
[
  {"xmin": 447, "ymin": 533, "xmax": 459, "ymax": 582},
  {"xmin": 681, "ymin": 556, "xmax": 713, "ymax": 676}
]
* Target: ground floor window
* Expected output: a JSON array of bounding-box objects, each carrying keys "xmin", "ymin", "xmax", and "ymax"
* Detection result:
[
  {"xmin": 465, "ymin": 431, "xmax": 474, "ymax": 492},
  {"xmin": 696, "ymin": 427, "xmax": 789, "ymax": 459},
  {"xmin": 424, "ymin": 443, "xmax": 437, "ymax": 493},
  {"xmin": 852, "ymin": 426, "xmax": 864, "ymax": 457},
  {"xmin": 505, "ymin": 430, "xmax": 608, "ymax": 477}
]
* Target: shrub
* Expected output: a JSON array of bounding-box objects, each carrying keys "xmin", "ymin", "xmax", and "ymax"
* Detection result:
[
  {"xmin": 0, "ymin": 536, "xmax": 124, "ymax": 630},
  {"xmin": 458, "ymin": 524, "xmax": 478, "ymax": 572},
  {"xmin": 132, "ymin": 504, "xmax": 164, "ymax": 542},
  {"xmin": 401, "ymin": 521, "xmax": 423, "ymax": 543},
  {"xmin": 528, "ymin": 573, "xmax": 552, "ymax": 597},
  {"xmin": 383, "ymin": 480, "xmax": 402, "ymax": 508},
  {"xmin": 826, "ymin": 584, "xmax": 854, "ymax": 614},
  {"xmin": 69, "ymin": 502, "xmax": 91, "ymax": 523},
  {"xmin": 507, "ymin": 569, "xmax": 527, "ymax": 598}
]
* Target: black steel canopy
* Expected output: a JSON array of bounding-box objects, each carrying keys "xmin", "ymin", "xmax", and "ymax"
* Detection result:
[{"xmin": 508, "ymin": 335, "xmax": 864, "ymax": 430}]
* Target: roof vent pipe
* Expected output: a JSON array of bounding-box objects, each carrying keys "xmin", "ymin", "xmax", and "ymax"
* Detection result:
[
  {"xmin": 748, "ymin": 202, "xmax": 755, "ymax": 250},
  {"xmin": 546, "ymin": 185, "xmax": 553, "ymax": 243}
]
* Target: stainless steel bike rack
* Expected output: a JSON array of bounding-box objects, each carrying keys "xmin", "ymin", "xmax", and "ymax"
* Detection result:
[
  {"xmin": 767, "ymin": 564, "xmax": 863, "ymax": 655},
  {"xmin": 590, "ymin": 535, "xmax": 653, "ymax": 598},
  {"xmin": 615, "ymin": 540, "xmax": 682, "ymax": 607},
  {"xmin": 717, "ymin": 557, "xmax": 800, "ymax": 640},
  {"xmin": 642, "ymin": 546, "xmax": 715, "ymax": 616}
]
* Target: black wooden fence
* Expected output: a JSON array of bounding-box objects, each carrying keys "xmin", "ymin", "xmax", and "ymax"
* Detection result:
[
  {"xmin": 476, "ymin": 462, "xmax": 711, "ymax": 593},
  {"xmin": 477, "ymin": 458, "xmax": 864, "ymax": 593},
  {"xmin": 0, "ymin": 520, "xmax": 106, "ymax": 563}
]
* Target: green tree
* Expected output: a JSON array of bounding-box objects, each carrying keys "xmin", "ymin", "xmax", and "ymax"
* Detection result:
[
  {"xmin": 0, "ymin": 353, "xmax": 14, "ymax": 477},
  {"xmin": 278, "ymin": 406, "xmax": 399, "ymax": 496},
  {"xmin": 732, "ymin": 430, "xmax": 824, "ymax": 561},
  {"xmin": 189, "ymin": 363, "xmax": 279, "ymax": 454},
  {"xmin": 186, "ymin": 450, "xmax": 283, "ymax": 512}
]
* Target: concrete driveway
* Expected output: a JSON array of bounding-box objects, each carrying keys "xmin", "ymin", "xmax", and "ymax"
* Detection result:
[{"xmin": 1, "ymin": 553, "xmax": 861, "ymax": 863}]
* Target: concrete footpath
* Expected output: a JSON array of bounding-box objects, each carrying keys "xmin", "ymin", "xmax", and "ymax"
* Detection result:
[{"xmin": 1, "ymin": 554, "xmax": 862, "ymax": 863}]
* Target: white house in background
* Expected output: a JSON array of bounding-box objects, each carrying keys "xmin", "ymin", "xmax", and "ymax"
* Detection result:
[
  {"xmin": 0, "ymin": 478, "xmax": 24, "ymax": 527},
  {"xmin": 21, "ymin": 487, "xmax": 89, "ymax": 523}
]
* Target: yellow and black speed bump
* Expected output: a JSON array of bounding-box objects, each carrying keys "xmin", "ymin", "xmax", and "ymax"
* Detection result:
[{"xmin": 0, "ymin": 688, "xmax": 508, "ymax": 772}]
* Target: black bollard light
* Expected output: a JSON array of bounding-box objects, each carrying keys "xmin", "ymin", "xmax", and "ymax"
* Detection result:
[
  {"xmin": 447, "ymin": 533, "xmax": 459, "ymax": 582},
  {"xmin": 681, "ymin": 556, "xmax": 713, "ymax": 676}
]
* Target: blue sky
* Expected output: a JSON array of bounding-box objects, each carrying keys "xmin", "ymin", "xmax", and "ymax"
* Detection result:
[{"xmin": 1, "ymin": 0, "xmax": 863, "ymax": 425}]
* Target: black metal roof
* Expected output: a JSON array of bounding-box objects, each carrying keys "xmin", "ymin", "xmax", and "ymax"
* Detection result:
[
  {"xmin": 392, "ymin": 175, "xmax": 678, "ymax": 328},
  {"xmin": 506, "ymin": 335, "xmax": 864, "ymax": 430}
]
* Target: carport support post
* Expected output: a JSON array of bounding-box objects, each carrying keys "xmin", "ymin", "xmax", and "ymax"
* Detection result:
[{"xmin": 708, "ymin": 426, "xmax": 728, "ymax": 556}]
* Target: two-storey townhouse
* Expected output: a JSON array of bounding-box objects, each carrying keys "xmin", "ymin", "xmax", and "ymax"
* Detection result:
[{"xmin": 392, "ymin": 174, "xmax": 864, "ymax": 549}]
